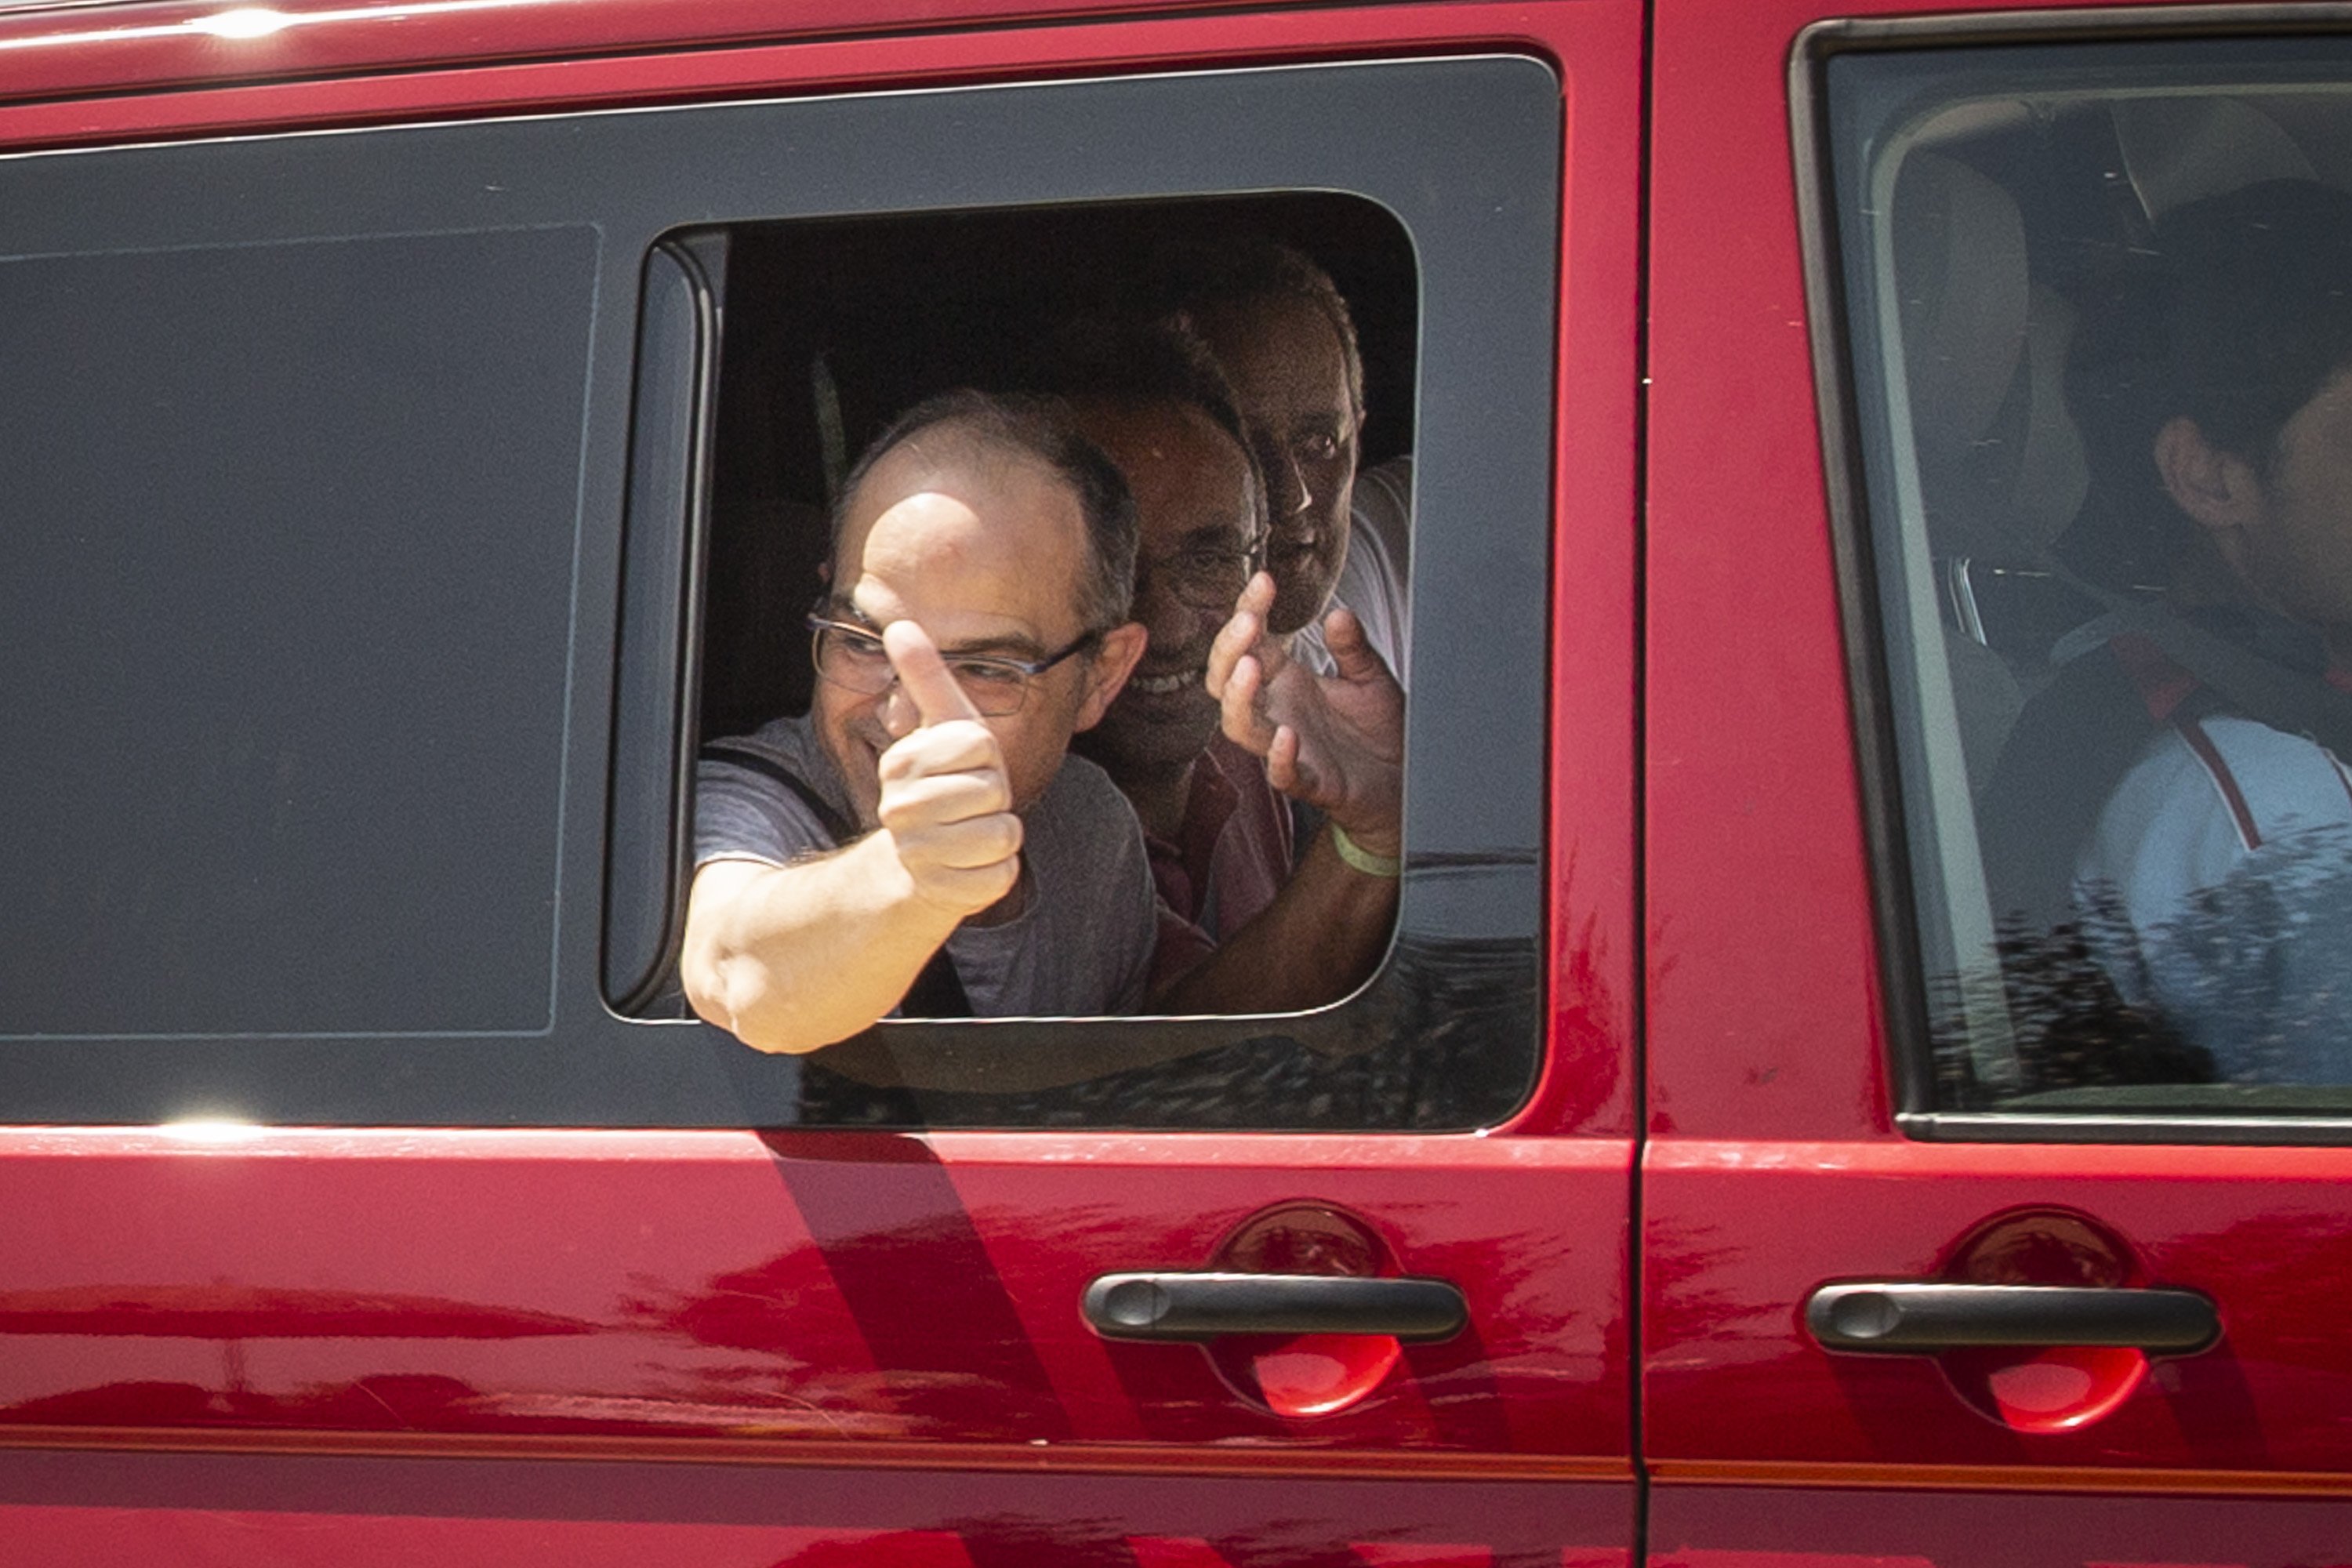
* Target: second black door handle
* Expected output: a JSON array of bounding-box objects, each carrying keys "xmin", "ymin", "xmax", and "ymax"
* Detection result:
[
  {"xmin": 1083, "ymin": 1272, "xmax": 1468, "ymax": 1343},
  {"xmin": 1806, "ymin": 1281, "xmax": 2220, "ymax": 1354}
]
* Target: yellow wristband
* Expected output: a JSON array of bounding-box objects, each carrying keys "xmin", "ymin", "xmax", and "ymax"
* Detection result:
[{"xmin": 1329, "ymin": 822, "xmax": 1402, "ymax": 878}]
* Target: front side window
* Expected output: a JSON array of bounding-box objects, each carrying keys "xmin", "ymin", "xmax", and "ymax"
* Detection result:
[{"xmin": 1824, "ymin": 34, "xmax": 2352, "ymax": 1126}]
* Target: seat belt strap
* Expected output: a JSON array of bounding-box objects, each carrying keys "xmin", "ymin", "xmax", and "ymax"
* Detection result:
[{"xmin": 2033, "ymin": 564, "xmax": 2352, "ymax": 760}]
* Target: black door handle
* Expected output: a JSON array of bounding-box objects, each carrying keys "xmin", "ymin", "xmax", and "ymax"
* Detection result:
[
  {"xmin": 1806, "ymin": 1281, "xmax": 2219, "ymax": 1354},
  {"xmin": 1082, "ymin": 1272, "xmax": 1468, "ymax": 1343}
]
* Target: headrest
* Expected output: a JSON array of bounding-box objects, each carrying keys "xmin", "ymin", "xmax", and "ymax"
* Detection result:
[
  {"xmin": 2114, "ymin": 96, "xmax": 2318, "ymax": 221},
  {"xmin": 1894, "ymin": 151, "xmax": 2031, "ymax": 447},
  {"xmin": 1893, "ymin": 152, "xmax": 2036, "ymax": 558},
  {"xmin": 2009, "ymin": 283, "xmax": 2089, "ymax": 557}
]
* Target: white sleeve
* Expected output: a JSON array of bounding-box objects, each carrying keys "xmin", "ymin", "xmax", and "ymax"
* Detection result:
[
  {"xmin": 2074, "ymin": 717, "xmax": 2352, "ymax": 1080},
  {"xmin": 1336, "ymin": 455, "xmax": 1412, "ymax": 684}
]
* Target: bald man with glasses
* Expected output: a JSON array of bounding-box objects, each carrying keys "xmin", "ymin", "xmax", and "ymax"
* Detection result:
[{"xmin": 684, "ymin": 391, "xmax": 1156, "ymax": 1052}]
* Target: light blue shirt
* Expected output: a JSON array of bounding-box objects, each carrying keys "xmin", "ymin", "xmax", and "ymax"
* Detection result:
[{"xmin": 2075, "ymin": 712, "xmax": 2352, "ymax": 1082}]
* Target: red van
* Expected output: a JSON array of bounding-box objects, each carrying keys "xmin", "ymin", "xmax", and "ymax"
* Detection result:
[{"xmin": 6, "ymin": 0, "xmax": 2352, "ymax": 1561}]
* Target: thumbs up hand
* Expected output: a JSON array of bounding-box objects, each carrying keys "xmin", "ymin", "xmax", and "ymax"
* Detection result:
[{"xmin": 873, "ymin": 619, "xmax": 1024, "ymax": 918}]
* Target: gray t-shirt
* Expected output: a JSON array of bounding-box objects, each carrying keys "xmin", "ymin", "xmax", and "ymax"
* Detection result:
[{"xmin": 695, "ymin": 713, "xmax": 1157, "ymax": 1018}]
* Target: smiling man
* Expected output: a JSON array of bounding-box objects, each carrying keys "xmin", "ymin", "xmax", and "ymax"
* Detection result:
[
  {"xmin": 1051, "ymin": 327, "xmax": 1290, "ymax": 949},
  {"xmin": 1047, "ymin": 321, "xmax": 1405, "ymax": 1006},
  {"xmin": 682, "ymin": 391, "xmax": 1152, "ymax": 1052}
]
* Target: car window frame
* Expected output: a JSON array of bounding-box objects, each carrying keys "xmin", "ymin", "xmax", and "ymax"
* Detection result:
[
  {"xmin": 1796, "ymin": 6, "xmax": 2352, "ymax": 1147},
  {"xmin": 0, "ymin": 53, "xmax": 1566, "ymax": 1131}
]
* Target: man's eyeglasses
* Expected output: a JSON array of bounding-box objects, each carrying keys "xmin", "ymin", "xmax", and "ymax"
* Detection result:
[
  {"xmin": 1138, "ymin": 541, "xmax": 1263, "ymax": 612},
  {"xmin": 806, "ymin": 611, "xmax": 1102, "ymax": 717}
]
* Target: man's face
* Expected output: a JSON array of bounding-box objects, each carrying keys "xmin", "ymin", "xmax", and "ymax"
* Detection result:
[
  {"xmin": 2232, "ymin": 368, "xmax": 2352, "ymax": 652},
  {"xmin": 1194, "ymin": 296, "xmax": 1359, "ymax": 635},
  {"xmin": 1073, "ymin": 398, "xmax": 1261, "ymax": 779},
  {"xmin": 815, "ymin": 435, "xmax": 1127, "ymax": 829}
]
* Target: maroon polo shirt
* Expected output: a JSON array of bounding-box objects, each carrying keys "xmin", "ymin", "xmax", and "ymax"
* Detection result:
[{"xmin": 1145, "ymin": 733, "xmax": 1294, "ymax": 989}]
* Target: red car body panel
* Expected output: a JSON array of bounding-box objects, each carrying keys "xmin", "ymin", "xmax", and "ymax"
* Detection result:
[
  {"xmin": 0, "ymin": 0, "xmax": 1588, "ymax": 149},
  {"xmin": 0, "ymin": 1131, "xmax": 1639, "ymax": 1558},
  {"xmin": 0, "ymin": 0, "xmax": 1644, "ymax": 1560},
  {"xmin": 0, "ymin": 0, "xmax": 1274, "ymax": 108},
  {"xmin": 2, "ymin": 1454, "xmax": 1633, "ymax": 1564},
  {"xmin": 0, "ymin": 1129, "xmax": 1633, "ymax": 1451}
]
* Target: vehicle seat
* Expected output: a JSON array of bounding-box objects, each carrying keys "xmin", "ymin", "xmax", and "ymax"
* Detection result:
[
  {"xmin": 1893, "ymin": 151, "xmax": 2089, "ymax": 793},
  {"xmin": 2114, "ymin": 94, "xmax": 2319, "ymax": 220}
]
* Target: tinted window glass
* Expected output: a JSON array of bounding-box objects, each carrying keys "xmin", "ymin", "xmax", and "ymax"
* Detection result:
[
  {"xmin": 1827, "ymin": 38, "xmax": 2352, "ymax": 1123},
  {"xmin": 0, "ymin": 226, "xmax": 595, "ymax": 1036}
]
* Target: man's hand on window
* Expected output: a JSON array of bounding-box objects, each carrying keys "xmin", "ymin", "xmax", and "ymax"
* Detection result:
[{"xmin": 1207, "ymin": 571, "xmax": 1404, "ymax": 859}]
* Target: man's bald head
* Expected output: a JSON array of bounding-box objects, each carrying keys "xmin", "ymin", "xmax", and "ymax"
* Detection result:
[{"xmin": 831, "ymin": 390, "xmax": 1138, "ymax": 633}]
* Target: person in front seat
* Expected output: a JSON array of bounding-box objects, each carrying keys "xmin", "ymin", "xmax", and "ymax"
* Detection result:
[{"xmin": 1993, "ymin": 179, "xmax": 2352, "ymax": 1082}]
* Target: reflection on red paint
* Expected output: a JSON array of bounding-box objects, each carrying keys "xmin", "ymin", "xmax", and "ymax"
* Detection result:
[
  {"xmin": 1350, "ymin": 1543, "xmax": 1497, "ymax": 1565},
  {"xmin": 1128, "ymin": 1539, "xmax": 1235, "ymax": 1568},
  {"xmin": 1935, "ymin": 1208, "xmax": 2154, "ymax": 1433},
  {"xmin": 1127, "ymin": 1541, "xmax": 1535, "ymax": 1566},
  {"xmin": 1945, "ymin": 1344, "xmax": 2146, "ymax": 1434},
  {"xmin": 0, "ymin": 1512, "xmax": 986, "ymax": 1566},
  {"xmin": 1205, "ymin": 1203, "xmax": 1409, "ymax": 1419}
]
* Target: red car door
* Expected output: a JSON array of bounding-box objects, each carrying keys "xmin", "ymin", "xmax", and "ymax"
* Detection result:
[
  {"xmin": 1647, "ymin": 1, "xmax": 2352, "ymax": 1562},
  {"xmin": 0, "ymin": 2, "xmax": 1642, "ymax": 1562}
]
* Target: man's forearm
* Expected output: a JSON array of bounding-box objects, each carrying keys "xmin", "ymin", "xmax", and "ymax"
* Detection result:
[
  {"xmin": 1151, "ymin": 826, "xmax": 1399, "ymax": 1014},
  {"xmin": 681, "ymin": 838, "xmax": 962, "ymax": 1053}
]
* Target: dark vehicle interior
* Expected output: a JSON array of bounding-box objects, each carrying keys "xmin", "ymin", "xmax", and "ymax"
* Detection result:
[
  {"xmin": 699, "ymin": 193, "xmax": 1418, "ymax": 742},
  {"xmin": 672, "ymin": 191, "xmax": 1474, "ymax": 1128}
]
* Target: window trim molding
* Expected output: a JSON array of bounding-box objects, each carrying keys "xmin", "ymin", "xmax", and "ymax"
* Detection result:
[{"xmin": 1904, "ymin": 1110, "xmax": 2352, "ymax": 1146}]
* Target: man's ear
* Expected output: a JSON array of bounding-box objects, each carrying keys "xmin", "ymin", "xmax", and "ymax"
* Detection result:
[
  {"xmin": 2154, "ymin": 416, "xmax": 2266, "ymax": 561},
  {"xmin": 1073, "ymin": 621, "xmax": 1148, "ymax": 731}
]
